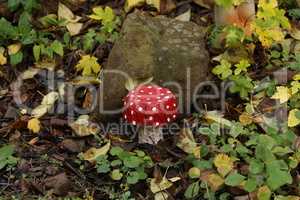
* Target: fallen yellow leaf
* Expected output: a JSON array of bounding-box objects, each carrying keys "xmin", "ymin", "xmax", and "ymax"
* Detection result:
[
  {"xmin": 288, "ymin": 109, "xmax": 300, "ymax": 127},
  {"xmin": 293, "ymin": 74, "xmax": 300, "ymax": 81},
  {"xmin": 58, "ymin": 2, "xmax": 81, "ymax": 23},
  {"xmin": 257, "ymin": 185, "xmax": 271, "ymax": 200},
  {"xmin": 125, "ymin": 0, "xmax": 160, "ymax": 12},
  {"xmin": 75, "ymin": 55, "xmax": 101, "ymax": 76},
  {"xmin": 66, "ymin": 22, "xmax": 83, "ymax": 36},
  {"xmin": 154, "ymin": 192, "xmax": 169, "ymax": 200},
  {"xmin": 271, "ymin": 86, "xmax": 291, "ymax": 104},
  {"xmin": 27, "ymin": 118, "xmax": 41, "ymax": 133},
  {"xmin": 8, "ymin": 43, "xmax": 22, "ymax": 55},
  {"xmin": 176, "ymin": 128, "xmax": 198, "ymax": 155},
  {"xmin": 214, "ymin": 154, "xmax": 234, "ymax": 177},
  {"xmin": 207, "ymin": 173, "xmax": 224, "ymax": 191},
  {"xmin": 0, "ymin": 47, "xmax": 7, "ymax": 65},
  {"xmin": 125, "ymin": 0, "xmax": 145, "ymax": 12},
  {"xmin": 81, "ymin": 141, "xmax": 111, "ymax": 162},
  {"xmin": 150, "ymin": 177, "xmax": 173, "ymax": 193},
  {"xmin": 239, "ymin": 112, "xmax": 253, "ymax": 125},
  {"xmin": 146, "ymin": 0, "xmax": 160, "ymax": 11},
  {"xmin": 58, "ymin": 3, "xmax": 83, "ymax": 36}
]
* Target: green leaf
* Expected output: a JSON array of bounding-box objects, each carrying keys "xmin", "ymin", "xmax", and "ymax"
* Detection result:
[
  {"xmin": 110, "ymin": 146, "xmax": 124, "ymax": 156},
  {"xmin": 135, "ymin": 150, "xmax": 146, "ymax": 157},
  {"xmin": 212, "ymin": 59, "xmax": 232, "ymax": 80},
  {"xmin": 184, "ymin": 181, "xmax": 200, "ymax": 199},
  {"xmin": 127, "ymin": 171, "xmax": 140, "ymax": 184},
  {"xmin": 8, "ymin": 0, "xmax": 21, "ymax": 11},
  {"xmin": 110, "ymin": 169, "xmax": 123, "ymax": 180},
  {"xmin": 234, "ymin": 59, "xmax": 251, "ymax": 75},
  {"xmin": 50, "ymin": 40, "xmax": 64, "ymax": 56},
  {"xmin": 0, "ymin": 145, "xmax": 18, "ymax": 170},
  {"xmin": 255, "ymin": 144, "xmax": 276, "ymax": 163},
  {"xmin": 224, "ymin": 26, "xmax": 245, "ymax": 48},
  {"xmin": 244, "ymin": 178, "xmax": 257, "ymax": 192},
  {"xmin": 111, "ymin": 159, "xmax": 122, "ymax": 167},
  {"xmin": 0, "ymin": 18, "xmax": 18, "ymax": 40},
  {"xmin": 229, "ymin": 75, "xmax": 253, "ymax": 99},
  {"xmin": 215, "ymin": 0, "xmax": 234, "ymax": 7},
  {"xmin": 224, "ymin": 172, "xmax": 245, "ymax": 186},
  {"xmin": 249, "ymin": 159, "xmax": 264, "ymax": 174},
  {"xmin": 83, "ymin": 29, "xmax": 96, "ymax": 52},
  {"xmin": 10, "ymin": 51, "xmax": 23, "ymax": 65},
  {"xmin": 23, "ymin": 0, "xmax": 40, "ymax": 13},
  {"xmin": 33, "ymin": 45, "xmax": 41, "ymax": 61},
  {"xmin": 18, "ymin": 12, "xmax": 32, "ymax": 35},
  {"xmin": 266, "ymin": 160, "xmax": 292, "ymax": 190},
  {"xmin": 123, "ymin": 156, "xmax": 142, "ymax": 168},
  {"xmin": 96, "ymin": 155, "xmax": 111, "ymax": 173}
]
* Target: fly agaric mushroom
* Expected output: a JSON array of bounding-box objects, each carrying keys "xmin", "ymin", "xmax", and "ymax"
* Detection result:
[{"xmin": 123, "ymin": 85, "xmax": 178, "ymax": 144}]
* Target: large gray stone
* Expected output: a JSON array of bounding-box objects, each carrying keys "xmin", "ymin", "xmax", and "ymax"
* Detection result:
[{"xmin": 96, "ymin": 12, "xmax": 209, "ymax": 121}]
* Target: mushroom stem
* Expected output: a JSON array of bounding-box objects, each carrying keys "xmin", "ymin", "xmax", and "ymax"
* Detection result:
[{"xmin": 138, "ymin": 126, "xmax": 164, "ymax": 145}]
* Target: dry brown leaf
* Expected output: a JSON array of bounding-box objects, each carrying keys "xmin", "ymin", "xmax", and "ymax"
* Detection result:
[
  {"xmin": 69, "ymin": 115, "xmax": 100, "ymax": 137},
  {"xmin": 193, "ymin": 0, "xmax": 214, "ymax": 9}
]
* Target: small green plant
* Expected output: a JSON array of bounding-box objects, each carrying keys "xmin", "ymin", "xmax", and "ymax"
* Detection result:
[
  {"xmin": 184, "ymin": 117, "xmax": 298, "ymax": 199},
  {"xmin": 0, "ymin": 144, "xmax": 19, "ymax": 170},
  {"xmin": 33, "ymin": 40, "xmax": 64, "ymax": 62},
  {"xmin": 7, "ymin": 0, "xmax": 40, "ymax": 13},
  {"xmin": 95, "ymin": 147, "xmax": 153, "ymax": 185},
  {"xmin": 229, "ymin": 74, "xmax": 254, "ymax": 99}
]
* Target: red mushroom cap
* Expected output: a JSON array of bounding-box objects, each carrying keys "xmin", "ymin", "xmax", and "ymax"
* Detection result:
[{"xmin": 123, "ymin": 85, "xmax": 178, "ymax": 126}]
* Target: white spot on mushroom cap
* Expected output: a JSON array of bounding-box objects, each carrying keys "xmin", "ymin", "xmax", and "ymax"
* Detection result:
[
  {"xmin": 131, "ymin": 110, "xmax": 134, "ymax": 115},
  {"xmin": 155, "ymin": 122, "xmax": 160, "ymax": 126},
  {"xmin": 166, "ymin": 105, "xmax": 170, "ymax": 109},
  {"xmin": 124, "ymin": 115, "xmax": 127, "ymax": 119},
  {"xmin": 133, "ymin": 121, "xmax": 136, "ymax": 125},
  {"xmin": 173, "ymin": 114, "xmax": 176, "ymax": 118},
  {"xmin": 149, "ymin": 116, "xmax": 153, "ymax": 120},
  {"xmin": 173, "ymin": 103, "xmax": 176, "ymax": 107},
  {"xmin": 138, "ymin": 107, "xmax": 143, "ymax": 111},
  {"xmin": 149, "ymin": 92, "xmax": 153, "ymax": 95},
  {"xmin": 152, "ymin": 107, "xmax": 157, "ymax": 112},
  {"xmin": 147, "ymin": 86, "xmax": 152, "ymax": 89},
  {"xmin": 167, "ymin": 117, "xmax": 170, "ymax": 122}
]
